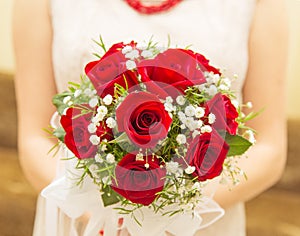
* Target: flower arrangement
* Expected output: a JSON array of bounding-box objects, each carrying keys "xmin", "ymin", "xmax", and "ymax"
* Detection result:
[{"xmin": 49, "ymin": 37, "xmax": 257, "ymax": 224}]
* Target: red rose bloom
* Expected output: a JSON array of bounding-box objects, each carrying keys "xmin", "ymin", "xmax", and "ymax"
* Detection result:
[
  {"xmin": 186, "ymin": 131, "xmax": 229, "ymax": 181},
  {"xmin": 205, "ymin": 93, "xmax": 239, "ymax": 135},
  {"xmin": 85, "ymin": 42, "xmax": 139, "ymax": 98},
  {"xmin": 138, "ymin": 49, "xmax": 207, "ymax": 98},
  {"xmin": 116, "ymin": 91, "xmax": 172, "ymax": 148},
  {"xmin": 111, "ymin": 153, "xmax": 166, "ymax": 205},
  {"xmin": 60, "ymin": 106, "xmax": 112, "ymax": 159},
  {"xmin": 194, "ymin": 53, "xmax": 221, "ymax": 75}
]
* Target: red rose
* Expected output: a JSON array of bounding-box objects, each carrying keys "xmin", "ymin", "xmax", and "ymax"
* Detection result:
[
  {"xmin": 60, "ymin": 106, "xmax": 112, "ymax": 159},
  {"xmin": 137, "ymin": 49, "xmax": 208, "ymax": 98},
  {"xmin": 111, "ymin": 153, "xmax": 166, "ymax": 205},
  {"xmin": 85, "ymin": 42, "xmax": 139, "ymax": 98},
  {"xmin": 205, "ymin": 93, "xmax": 239, "ymax": 135},
  {"xmin": 116, "ymin": 91, "xmax": 172, "ymax": 148},
  {"xmin": 194, "ymin": 53, "xmax": 221, "ymax": 75},
  {"xmin": 186, "ymin": 131, "xmax": 229, "ymax": 181}
]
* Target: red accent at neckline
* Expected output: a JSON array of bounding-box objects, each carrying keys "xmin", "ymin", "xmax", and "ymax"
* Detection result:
[{"xmin": 125, "ymin": 0, "xmax": 183, "ymax": 15}]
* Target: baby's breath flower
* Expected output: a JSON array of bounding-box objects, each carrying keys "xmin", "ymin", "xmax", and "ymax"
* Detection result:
[
  {"xmin": 136, "ymin": 42, "xmax": 147, "ymax": 50},
  {"xmin": 121, "ymin": 45, "xmax": 133, "ymax": 54},
  {"xmin": 176, "ymin": 134, "xmax": 187, "ymax": 145},
  {"xmin": 165, "ymin": 96, "xmax": 173, "ymax": 104},
  {"xmin": 90, "ymin": 135, "xmax": 100, "ymax": 145},
  {"xmin": 178, "ymin": 111, "xmax": 186, "ymax": 121},
  {"xmin": 63, "ymin": 96, "xmax": 71, "ymax": 104},
  {"xmin": 231, "ymin": 100, "xmax": 239, "ymax": 108},
  {"xmin": 125, "ymin": 49, "xmax": 139, "ymax": 60},
  {"xmin": 92, "ymin": 114, "xmax": 103, "ymax": 124},
  {"xmin": 62, "ymin": 108, "xmax": 68, "ymax": 116},
  {"xmin": 97, "ymin": 106, "xmax": 108, "ymax": 116},
  {"xmin": 196, "ymin": 120, "xmax": 203, "ymax": 128},
  {"xmin": 95, "ymin": 153, "xmax": 103, "ymax": 163},
  {"xmin": 201, "ymin": 125, "xmax": 212, "ymax": 133},
  {"xmin": 244, "ymin": 130, "xmax": 256, "ymax": 144},
  {"xmin": 192, "ymin": 130, "xmax": 200, "ymax": 138},
  {"xmin": 176, "ymin": 95, "xmax": 186, "ymax": 106},
  {"xmin": 103, "ymin": 94, "xmax": 113, "ymax": 105},
  {"xmin": 196, "ymin": 84, "xmax": 206, "ymax": 92},
  {"xmin": 206, "ymin": 85, "xmax": 218, "ymax": 96},
  {"xmin": 185, "ymin": 117, "xmax": 197, "ymax": 131},
  {"xmin": 180, "ymin": 124, "xmax": 186, "ymax": 130},
  {"xmin": 106, "ymin": 117, "xmax": 116, "ymax": 129},
  {"xmin": 141, "ymin": 50, "xmax": 153, "ymax": 58},
  {"xmin": 246, "ymin": 101, "xmax": 253, "ymax": 108},
  {"xmin": 101, "ymin": 144, "xmax": 107, "ymax": 152},
  {"xmin": 213, "ymin": 74, "xmax": 221, "ymax": 83},
  {"xmin": 218, "ymin": 84, "xmax": 229, "ymax": 91},
  {"xmin": 102, "ymin": 176, "xmax": 112, "ymax": 185},
  {"xmin": 126, "ymin": 60, "xmax": 137, "ymax": 70},
  {"xmin": 185, "ymin": 165, "xmax": 196, "ymax": 175},
  {"xmin": 164, "ymin": 102, "xmax": 175, "ymax": 112},
  {"xmin": 166, "ymin": 161, "xmax": 179, "ymax": 174},
  {"xmin": 88, "ymin": 123, "xmax": 97, "ymax": 133},
  {"xmin": 89, "ymin": 97, "xmax": 98, "ymax": 108},
  {"xmin": 185, "ymin": 105, "xmax": 196, "ymax": 117},
  {"xmin": 74, "ymin": 89, "xmax": 82, "ymax": 98},
  {"xmin": 106, "ymin": 153, "xmax": 115, "ymax": 164},
  {"xmin": 67, "ymin": 101, "xmax": 73, "ymax": 106},
  {"xmin": 195, "ymin": 107, "xmax": 205, "ymax": 118},
  {"xmin": 208, "ymin": 113, "xmax": 216, "ymax": 124},
  {"xmin": 84, "ymin": 88, "xmax": 94, "ymax": 97}
]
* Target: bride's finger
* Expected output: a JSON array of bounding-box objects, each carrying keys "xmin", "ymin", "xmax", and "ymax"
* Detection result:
[
  {"xmin": 118, "ymin": 228, "xmax": 130, "ymax": 236},
  {"xmin": 165, "ymin": 231, "xmax": 175, "ymax": 236}
]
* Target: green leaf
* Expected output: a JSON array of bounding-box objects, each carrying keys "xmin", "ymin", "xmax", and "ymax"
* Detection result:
[
  {"xmin": 101, "ymin": 186, "xmax": 121, "ymax": 207},
  {"xmin": 225, "ymin": 134, "xmax": 252, "ymax": 157},
  {"xmin": 52, "ymin": 93, "xmax": 69, "ymax": 115},
  {"xmin": 53, "ymin": 127, "xmax": 66, "ymax": 142}
]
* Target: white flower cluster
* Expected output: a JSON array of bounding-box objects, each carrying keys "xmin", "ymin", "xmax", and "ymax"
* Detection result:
[
  {"xmin": 121, "ymin": 42, "xmax": 166, "ymax": 71},
  {"xmin": 88, "ymin": 94, "xmax": 117, "ymax": 146},
  {"xmin": 196, "ymin": 72, "xmax": 233, "ymax": 97}
]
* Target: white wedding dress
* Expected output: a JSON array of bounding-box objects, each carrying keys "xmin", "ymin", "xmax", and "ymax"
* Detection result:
[{"xmin": 33, "ymin": 0, "xmax": 256, "ymax": 235}]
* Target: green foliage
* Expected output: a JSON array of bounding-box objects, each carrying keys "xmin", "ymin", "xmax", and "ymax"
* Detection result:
[
  {"xmin": 101, "ymin": 186, "xmax": 121, "ymax": 207},
  {"xmin": 226, "ymin": 134, "xmax": 252, "ymax": 157}
]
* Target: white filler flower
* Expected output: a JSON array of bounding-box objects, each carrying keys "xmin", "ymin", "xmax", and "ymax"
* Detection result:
[
  {"xmin": 89, "ymin": 135, "xmax": 100, "ymax": 145},
  {"xmin": 126, "ymin": 60, "xmax": 137, "ymax": 70},
  {"xmin": 106, "ymin": 117, "xmax": 116, "ymax": 129},
  {"xmin": 103, "ymin": 94, "xmax": 113, "ymax": 106},
  {"xmin": 176, "ymin": 134, "xmax": 187, "ymax": 145},
  {"xmin": 106, "ymin": 153, "xmax": 115, "ymax": 164}
]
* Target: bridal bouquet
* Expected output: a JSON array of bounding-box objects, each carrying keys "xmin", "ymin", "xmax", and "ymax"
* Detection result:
[{"xmin": 48, "ymin": 38, "xmax": 256, "ymax": 232}]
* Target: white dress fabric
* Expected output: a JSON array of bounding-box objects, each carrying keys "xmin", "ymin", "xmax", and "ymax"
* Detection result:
[{"xmin": 33, "ymin": 0, "xmax": 256, "ymax": 235}]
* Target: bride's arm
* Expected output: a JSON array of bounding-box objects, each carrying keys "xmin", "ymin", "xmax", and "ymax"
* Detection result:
[
  {"xmin": 13, "ymin": 0, "xmax": 57, "ymax": 192},
  {"xmin": 213, "ymin": 0, "xmax": 289, "ymax": 207}
]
